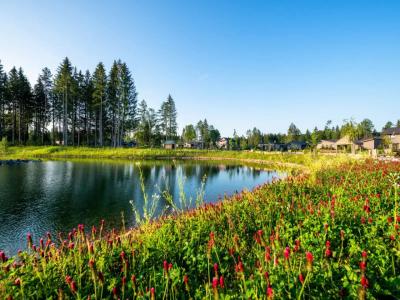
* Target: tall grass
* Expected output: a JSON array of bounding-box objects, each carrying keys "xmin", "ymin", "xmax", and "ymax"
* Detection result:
[{"xmin": 1, "ymin": 145, "xmax": 363, "ymax": 172}]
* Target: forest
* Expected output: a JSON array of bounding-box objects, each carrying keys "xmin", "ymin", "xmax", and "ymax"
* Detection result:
[
  {"xmin": 0, "ymin": 58, "xmax": 179, "ymax": 147},
  {"xmin": 0, "ymin": 58, "xmax": 399, "ymax": 150}
]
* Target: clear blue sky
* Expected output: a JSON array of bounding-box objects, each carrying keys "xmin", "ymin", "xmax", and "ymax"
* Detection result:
[{"xmin": 1, "ymin": 0, "xmax": 399, "ymax": 136}]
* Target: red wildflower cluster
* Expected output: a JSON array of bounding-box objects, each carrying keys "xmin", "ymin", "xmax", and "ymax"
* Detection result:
[{"xmin": 325, "ymin": 240, "xmax": 332, "ymax": 258}]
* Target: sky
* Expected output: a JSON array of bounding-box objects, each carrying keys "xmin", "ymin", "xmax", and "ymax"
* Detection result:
[{"xmin": 1, "ymin": 0, "xmax": 399, "ymax": 136}]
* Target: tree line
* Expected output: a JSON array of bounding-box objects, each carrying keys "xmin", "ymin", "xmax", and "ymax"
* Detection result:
[
  {"xmin": 0, "ymin": 58, "xmax": 398, "ymax": 149},
  {"xmin": 0, "ymin": 58, "xmax": 178, "ymax": 147},
  {"xmin": 229, "ymin": 118, "xmax": 400, "ymax": 150}
]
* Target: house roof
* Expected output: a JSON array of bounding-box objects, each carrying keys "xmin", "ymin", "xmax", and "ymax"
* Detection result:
[
  {"xmin": 359, "ymin": 136, "xmax": 382, "ymax": 142},
  {"xmin": 164, "ymin": 140, "xmax": 176, "ymax": 145},
  {"xmin": 288, "ymin": 141, "xmax": 307, "ymax": 145},
  {"xmin": 382, "ymin": 127, "xmax": 400, "ymax": 135},
  {"xmin": 320, "ymin": 139, "xmax": 337, "ymax": 143},
  {"xmin": 336, "ymin": 136, "xmax": 362, "ymax": 145}
]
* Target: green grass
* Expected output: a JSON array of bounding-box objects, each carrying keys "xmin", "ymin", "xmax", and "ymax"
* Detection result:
[{"xmin": 1, "ymin": 146, "xmax": 363, "ymax": 171}]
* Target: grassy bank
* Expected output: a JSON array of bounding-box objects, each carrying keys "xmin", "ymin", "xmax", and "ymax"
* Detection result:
[
  {"xmin": 0, "ymin": 146, "xmax": 363, "ymax": 171},
  {"xmin": 1, "ymin": 156, "xmax": 400, "ymax": 299}
]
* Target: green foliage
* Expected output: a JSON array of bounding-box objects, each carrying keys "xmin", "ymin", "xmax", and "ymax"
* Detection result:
[
  {"xmin": 182, "ymin": 124, "xmax": 196, "ymax": 142},
  {"xmin": 159, "ymin": 95, "xmax": 178, "ymax": 140},
  {"xmin": 384, "ymin": 121, "xmax": 394, "ymax": 130},
  {"xmin": 286, "ymin": 122, "xmax": 301, "ymax": 142}
]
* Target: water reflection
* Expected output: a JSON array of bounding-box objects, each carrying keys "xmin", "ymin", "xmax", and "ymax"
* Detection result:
[{"xmin": 0, "ymin": 160, "xmax": 283, "ymax": 255}]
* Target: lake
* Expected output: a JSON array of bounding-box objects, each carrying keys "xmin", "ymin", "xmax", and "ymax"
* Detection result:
[{"xmin": 0, "ymin": 160, "xmax": 283, "ymax": 255}]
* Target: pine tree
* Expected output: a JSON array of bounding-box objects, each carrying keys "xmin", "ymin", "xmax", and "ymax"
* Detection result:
[
  {"xmin": 33, "ymin": 77, "xmax": 46, "ymax": 143},
  {"xmin": 92, "ymin": 62, "xmax": 107, "ymax": 147},
  {"xmin": 39, "ymin": 68, "xmax": 52, "ymax": 145},
  {"xmin": 107, "ymin": 61, "xmax": 120, "ymax": 147},
  {"xmin": 54, "ymin": 57, "xmax": 74, "ymax": 145},
  {"xmin": 0, "ymin": 61, "xmax": 7, "ymax": 138},
  {"xmin": 7, "ymin": 67, "xmax": 19, "ymax": 144},
  {"xmin": 82, "ymin": 70, "xmax": 93, "ymax": 145},
  {"xmin": 118, "ymin": 62, "xmax": 137, "ymax": 146},
  {"xmin": 159, "ymin": 95, "xmax": 177, "ymax": 141}
]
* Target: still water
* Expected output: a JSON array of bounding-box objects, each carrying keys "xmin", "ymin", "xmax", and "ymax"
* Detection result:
[{"xmin": 0, "ymin": 160, "xmax": 283, "ymax": 255}]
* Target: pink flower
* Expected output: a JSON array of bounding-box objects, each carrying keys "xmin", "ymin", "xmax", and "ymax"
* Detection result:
[
  {"xmin": 362, "ymin": 250, "xmax": 367, "ymax": 259},
  {"xmin": 27, "ymin": 233, "xmax": 32, "ymax": 246},
  {"xmin": 306, "ymin": 252, "xmax": 313, "ymax": 263},
  {"xmin": 219, "ymin": 276, "xmax": 225, "ymax": 288},
  {"xmin": 213, "ymin": 263, "xmax": 218, "ymax": 274},
  {"xmin": 70, "ymin": 281, "xmax": 77, "ymax": 293},
  {"xmin": 0, "ymin": 251, "xmax": 6, "ymax": 262},
  {"xmin": 209, "ymin": 231, "xmax": 215, "ymax": 240},
  {"xmin": 14, "ymin": 278, "xmax": 21, "ymax": 286},
  {"xmin": 299, "ymin": 273, "xmax": 304, "ymax": 284},
  {"xmin": 284, "ymin": 247, "xmax": 290, "ymax": 260},
  {"xmin": 163, "ymin": 260, "xmax": 168, "ymax": 271},
  {"xmin": 325, "ymin": 248, "xmax": 332, "ymax": 257},
  {"xmin": 361, "ymin": 275, "xmax": 369, "ymax": 288},
  {"xmin": 212, "ymin": 277, "xmax": 218, "ymax": 289},
  {"xmin": 264, "ymin": 272, "xmax": 269, "ymax": 280},
  {"xmin": 89, "ymin": 242, "xmax": 94, "ymax": 254},
  {"xmin": 267, "ymin": 285, "xmax": 274, "ymax": 298}
]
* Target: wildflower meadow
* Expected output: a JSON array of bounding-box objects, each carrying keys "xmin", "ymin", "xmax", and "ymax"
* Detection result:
[{"xmin": 1, "ymin": 158, "xmax": 400, "ymax": 299}]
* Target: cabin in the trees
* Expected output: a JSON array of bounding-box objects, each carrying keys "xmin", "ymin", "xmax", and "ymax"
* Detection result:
[
  {"xmin": 287, "ymin": 141, "xmax": 308, "ymax": 151},
  {"xmin": 335, "ymin": 136, "xmax": 362, "ymax": 152},
  {"xmin": 316, "ymin": 139, "xmax": 337, "ymax": 150},
  {"xmin": 163, "ymin": 140, "xmax": 177, "ymax": 150},
  {"xmin": 382, "ymin": 127, "xmax": 400, "ymax": 153},
  {"xmin": 359, "ymin": 137, "xmax": 382, "ymax": 150},
  {"xmin": 258, "ymin": 143, "xmax": 287, "ymax": 151},
  {"xmin": 183, "ymin": 141, "xmax": 204, "ymax": 149}
]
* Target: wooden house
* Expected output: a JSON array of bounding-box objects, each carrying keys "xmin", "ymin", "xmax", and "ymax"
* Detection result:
[
  {"xmin": 382, "ymin": 127, "xmax": 400, "ymax": 152},
  {"xmin": 335, "ymin": 136, "xmax": 362, "ymax": 152},
  {"xmin": 163, "ymin": 140, "xmax": 177, "ymax": 149},
  {"xmin": 316, "ymin": 139, "xmax": 337, "ymax": 150}
]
